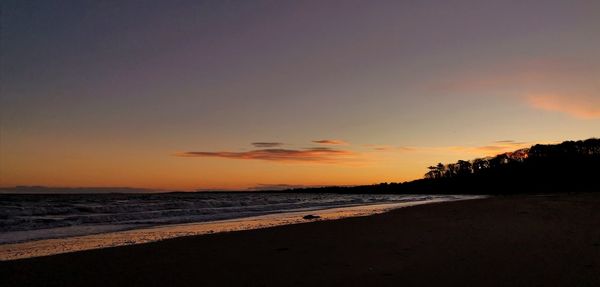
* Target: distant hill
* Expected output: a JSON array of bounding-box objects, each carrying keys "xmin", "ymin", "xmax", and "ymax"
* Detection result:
[
  {"xmin": 286, "ymin": 138, "xmax": 600, "ymax": 194},
  {"xmin": 0, "ymin": 186, "xmax": 160, "ymax": 194}
]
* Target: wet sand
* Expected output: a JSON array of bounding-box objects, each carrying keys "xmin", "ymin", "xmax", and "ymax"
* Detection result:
[
  {"xmin": 1, "ymin": 198, "xmax": 475, "ymax": 260},
  {"xmin": 2, "ymin": 193, "xmax": 600, "ymax": 286}
]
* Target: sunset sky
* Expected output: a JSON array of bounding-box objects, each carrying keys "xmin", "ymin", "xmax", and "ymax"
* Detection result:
[{"xmin": 1, "ymin": 0, "xmax": 599, "ymax": 190}]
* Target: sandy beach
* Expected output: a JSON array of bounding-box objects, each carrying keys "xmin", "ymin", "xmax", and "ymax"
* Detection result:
[
  {"xmin": 1, "ymin": 197, "xmax": 473, "ymax": 260},
  {"xmin": 2, "ymin": 193, "xmax": 600, "ymax": 286}
]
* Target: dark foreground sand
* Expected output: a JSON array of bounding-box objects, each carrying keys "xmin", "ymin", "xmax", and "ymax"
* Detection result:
[{"xmin": 2, "ymin": 193, "xmax": 600, "ymax": 287}]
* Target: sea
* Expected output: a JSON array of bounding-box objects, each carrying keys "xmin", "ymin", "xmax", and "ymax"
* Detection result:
[{"xmin": 0, "ymin": 192, "xmax": 479, "ymax": 260}]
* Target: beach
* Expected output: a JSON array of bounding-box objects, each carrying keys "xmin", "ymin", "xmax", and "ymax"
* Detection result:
[
  {"xmin": 0, "ymin": 196, "xmax": 473, "ymax": 260},
  {"xmin": 3, "ymin": 193, "xmax": 600, "ymax": 286}
]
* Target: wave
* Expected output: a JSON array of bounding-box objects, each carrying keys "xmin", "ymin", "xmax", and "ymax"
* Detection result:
[{"xmin": 0, "ymin": 192, "xmax": 453, "ymax": 244}]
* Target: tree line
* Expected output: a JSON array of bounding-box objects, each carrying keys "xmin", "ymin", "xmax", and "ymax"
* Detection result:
[
  {"xmin": 424, "ymin": 138, "xmax": 600, "ymax": 180},
  {"xmin": 282, "ymin": 138, "xmax": 600, "ymax": 194}
]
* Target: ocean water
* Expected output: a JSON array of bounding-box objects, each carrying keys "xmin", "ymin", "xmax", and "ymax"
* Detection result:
[{"xmin": 0, "ymin": 192, "xmax": 462, "ymax": 245}]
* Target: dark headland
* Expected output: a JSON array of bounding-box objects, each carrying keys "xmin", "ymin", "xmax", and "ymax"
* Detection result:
[{"xmin": 2, "ymin": 139, "xmax": 600, "ymax": 286}]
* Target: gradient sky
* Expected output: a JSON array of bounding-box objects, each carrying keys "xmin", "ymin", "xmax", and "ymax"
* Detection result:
[{"xmin": 1, "ymin": 0, "xmax": 599, "ymax": 190}]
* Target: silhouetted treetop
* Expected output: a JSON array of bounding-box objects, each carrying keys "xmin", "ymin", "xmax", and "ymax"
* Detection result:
[
  {"xmin": 284, "ymin": 138, "xmax": 600, "ymax": 195},
  {"xmin": 425, "ymin": 139, "xmax": 600, "ymax": 179}
]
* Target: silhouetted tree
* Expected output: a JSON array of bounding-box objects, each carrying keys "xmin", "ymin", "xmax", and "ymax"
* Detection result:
[
  {"xmin": 472, "ymin": 158, "xmax": 490, "ymax": 171},
  {"xmin": 456, "ymin": 160, "xmax": 472, "ymax": 175},
  {"xmin": 285, "ymin": 138, "xmax": 600, "ymax": 195}
]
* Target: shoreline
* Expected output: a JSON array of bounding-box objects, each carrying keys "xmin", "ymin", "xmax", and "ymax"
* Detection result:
[
  {"xmin": 0, "ymin": 196, "xmax": 481, "ymax": 261},
  {"xmin": 3, "ymin": 193, "xmax": 599, "ymax": 286}
]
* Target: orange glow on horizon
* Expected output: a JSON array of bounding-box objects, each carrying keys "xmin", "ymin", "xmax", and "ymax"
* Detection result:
[{"xmin": 0, "ymin": 139, "xmax": 558, "ymax": 191}]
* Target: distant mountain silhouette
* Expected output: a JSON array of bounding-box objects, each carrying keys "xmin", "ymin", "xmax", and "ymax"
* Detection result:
[
  {"xmin": 0, "ymin": 186, "xmax": 160, "ymax": 194},
  {"xmin": 284, "ymin": 138, "xmax": 600, "ymax": 194}
]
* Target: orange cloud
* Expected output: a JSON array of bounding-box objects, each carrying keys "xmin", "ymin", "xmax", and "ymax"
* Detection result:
[
  {"xmin": 176, "ymin": 147, "xmax": 357, "ymax": 164},
  {"xmin": 432, "ymin": 57, "xmax": 600, "ymax": 120},
  {"xmin": 373, "ymin": 141, "xmax": 534, "ymax": 157},
  {"xmin": 434, "ymin": 58, "xmax": 595, "ymax": 93},
  {"xmin": 312, "ymin": 139, "xmax": 348, "ymax": 145},
  {"xmin": 365, "ymin": 144, "xmax": 416, "ymax": 152},
  {"xmin": 251, "ymin": 142, "xmax": 284, "ymax": 147},
  {"xmin": 528, "ymin": 94, "xmax": 600, "ymax": 119},
  {"xmin": 247, "ymin": 184, "xmax": 314, "ymax": 191}
]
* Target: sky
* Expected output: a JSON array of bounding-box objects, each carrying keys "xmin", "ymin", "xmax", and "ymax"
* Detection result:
[{"xmin": 1, "ymin": 0, "xmax": 599, "ymax": 191}]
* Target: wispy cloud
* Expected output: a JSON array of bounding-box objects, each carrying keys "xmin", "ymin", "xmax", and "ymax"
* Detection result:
[
  {"xmin": 247, "ymin": 184, "xmax": 312, "ymax": 191},
  {"xmin": 251, "ymin": 142, "xmax": 284, "ymax": 148},
  {"xmin": 435, "ymin": 58, "xmax": 595, "ymax": 93},
  {"xmin": 528, "ymin": 94, "xmax": 600, "ymax": 119},
  {"xmin": 364, "ymin": 144, "xmax": 415, "ymax": 152},
  {"xmin": 312, "ymin": 139, "xmax": 348, "ymax": 145},
  {"xmin": 177, "ymin": 147, "xmax": 357, "ymax": 164},
  {"xmin": 465, "ymin": 143, "xmax": 530, "ymax": 154},
  {"xmin": 433, "ymin": 57, "xmax": 600, "ymax": 120},
  {"xmin": 369, "ymin": 141, "xmax": 534, "ymax": 157}
]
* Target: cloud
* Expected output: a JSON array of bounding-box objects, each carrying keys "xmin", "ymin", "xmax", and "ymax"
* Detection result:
[
  {"xmin": 396, "ymin": 146, "xmax": 418, "ymax": 152},
  {"xmin": 177, "ymin": 147, "xmax": 357, "ymax": 164},
  {"xmin": 364, "ymin": 140, "xmax": 540, "ymax": 157},
  {"xmin": 434, "ymin": 58, "xmax": 596, "ymax": 93},
  {"xmin": 443, "ymin": 141, "xmax": 534, "ymax": 156},
  {"xmin": 528, "ymin": 94, "xmax": 600, "ymax": 119},
  {"xmin": 312, "ymin": 139, "xmax": 348, "ymax": 145},
  {"xmin": 251, "ymin": 142, "xmax": 284, "ymax": 148},
  {"xmin": 374, "ymin": 146, "xmax": 394, "ymax": 151},
  {"xmin": 432, "ymin": 57, "xmax": 600, "ymax": 119},
  {"xmin": 373, "ymin": 141, "xmax": 535, "ymax": 157},
  {"xmin": 247, "ymin": 184, "xmax": 313, "ymax": 191},
  {"xmin": 365, "ymin": 144, "xmax": 415, "ymax": 152}
]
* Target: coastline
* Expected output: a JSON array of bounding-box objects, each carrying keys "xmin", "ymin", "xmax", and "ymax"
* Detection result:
[
  {"xmin": 3, "ymin": 193, "xmax": 600, "ymax": 286},
  {"xmin": 0, "ymin": 196, "xmax": 480, "ymax": 261}
]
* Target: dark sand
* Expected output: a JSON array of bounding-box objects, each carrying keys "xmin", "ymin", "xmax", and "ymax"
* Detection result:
[{"xmin": 3, "ymin": 193, "xmax": 600, "ymax": 286}]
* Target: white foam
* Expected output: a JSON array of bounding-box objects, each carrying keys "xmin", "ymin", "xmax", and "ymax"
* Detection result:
[
  {"xmin": 0, "ymin": 195, "xmax": 484, "ymax": 261},
  {"xmin": 0, "ymin": 193, "xmax": 451, "ymax": 244}
]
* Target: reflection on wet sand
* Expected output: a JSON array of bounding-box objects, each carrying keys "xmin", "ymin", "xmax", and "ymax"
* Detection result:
[{"xmin": 0, "ymin": 197, "xmax": 481, "ymax": 260}]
